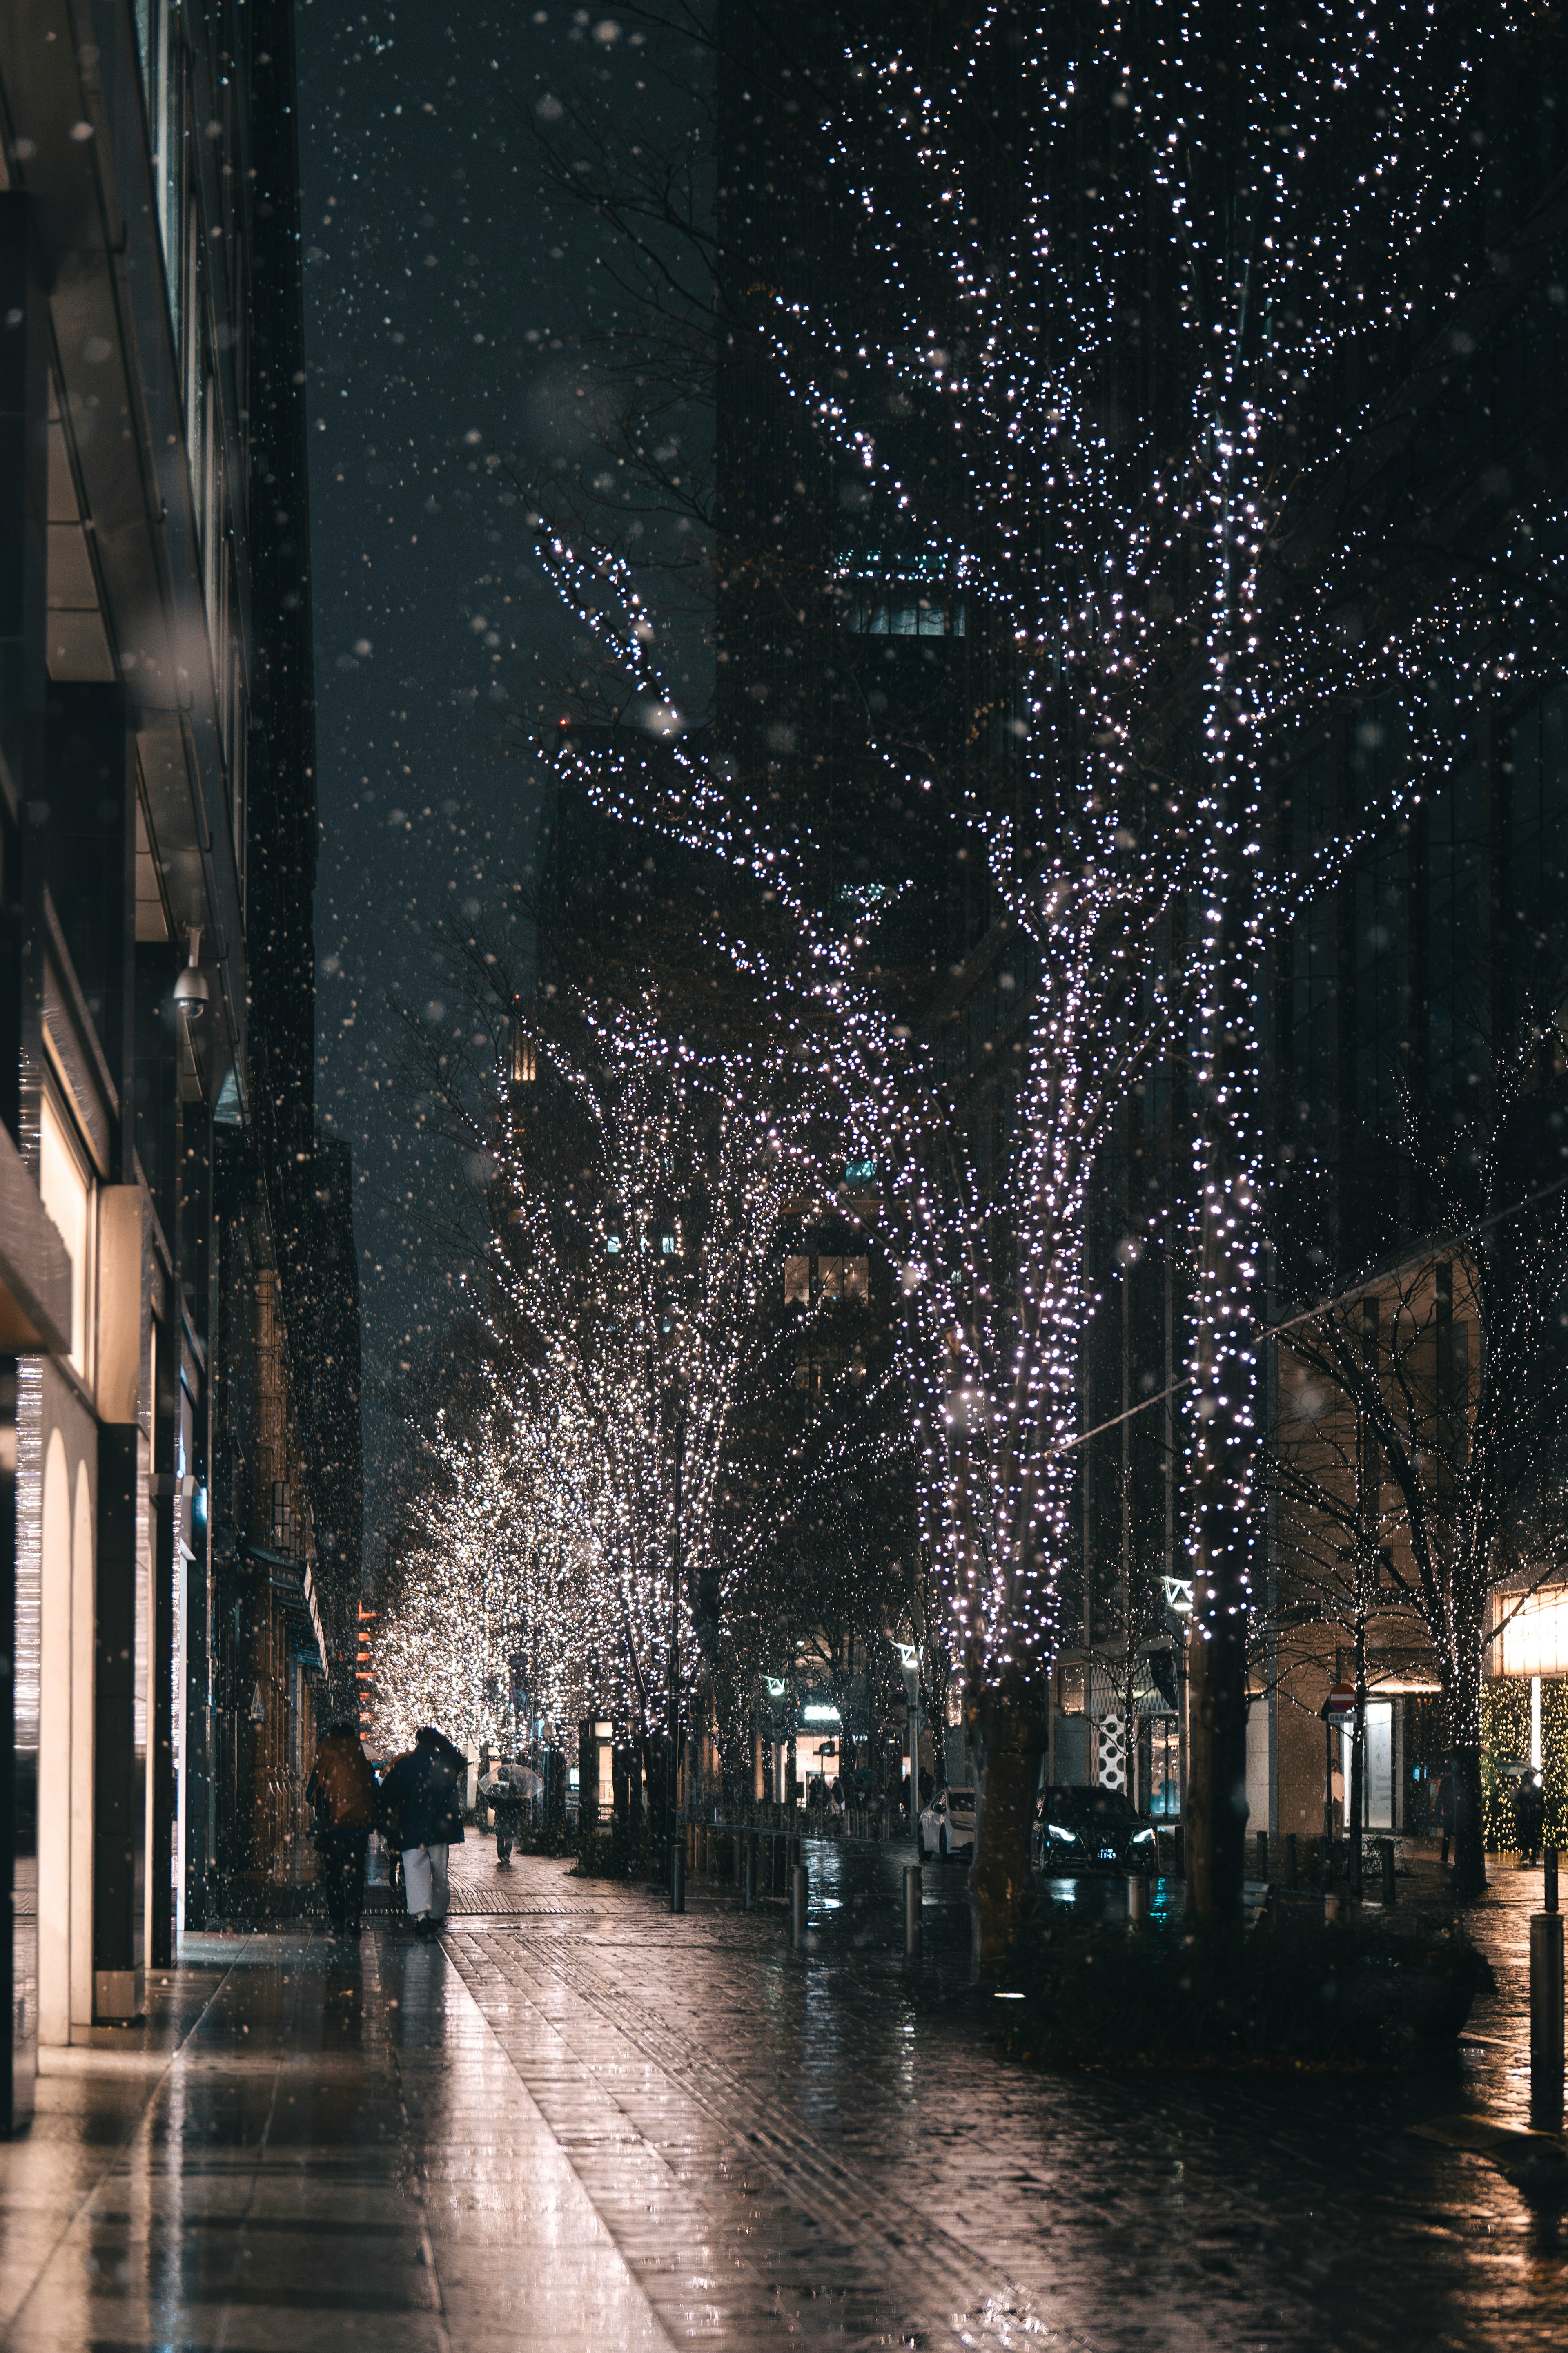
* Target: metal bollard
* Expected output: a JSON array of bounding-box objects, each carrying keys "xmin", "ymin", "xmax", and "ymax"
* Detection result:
[
  {"xmin": 1547, "ymin": 1848, "xmax": 1560, "ymax": 1915},
  {"xmin": 791, "ymin": 1861, "xmax": 808, "ymax": 1949},
  {"xmin": 669, "ymin": 1839, "xmax": 685, "ymax": 1915},
  {"xmin": 1284, "ymin": 1832, "xmax": 1298, "ymax": 1889},
  {"xmin": 1531, "ymin": 1909, "xmax": 1565, "ymax": 2131},
  {"xmin": 1127, "ymin": 1872, "xmax": 1149, "ymax": 1926},
  {"xmin": 1255, "ymin": 1831, "xmax": 1269, "ymax": 1884},
  {"xmin": 1380, "ymin": 1839, "xmax": 1396, "ymax": 1907},
  {"xmin": 904, "ymin": 1862, "xmax": 923, "ymax": 1957},
  {"xmin": 1324, "ymin": 1890, "xmax": 1345, "ymax": 1925}
]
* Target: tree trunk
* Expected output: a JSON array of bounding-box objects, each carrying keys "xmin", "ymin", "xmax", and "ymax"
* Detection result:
[
  {"xmin": 1186, "ymin": 1614, "xmax": 1248, "ymax": 1920},
  {"xmin": 1350, "ymin": 1621, "xmax": 1366, "ymax": 1900},
  {"xmin": 1443, "ymin": 1629, "xmax": 1487, "ymax": 1901},
  {"xmin": 644, "ymin": 1733, "xmax": 669, "ymax": 1850},
  {"xmin": 1450, "ymin": 1741, "xmax": 1486, "ymax": 1901},
  {"xmin": 966, "ymin": 1673, "xmax": 1047, "ymax": 1976}
]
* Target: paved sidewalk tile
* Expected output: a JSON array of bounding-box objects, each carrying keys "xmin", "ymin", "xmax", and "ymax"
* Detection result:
[
  {"xmin": 0, "ymin": 1925, "xmax": 670, "ymax": 2353},
  {"xmin": 0, "ymin": 1844, "xmax": 1564, "ymax": 2353},
  {"xmin": 434, "ymin": 1840, "xmax": 1568, "ymax": 2353}
]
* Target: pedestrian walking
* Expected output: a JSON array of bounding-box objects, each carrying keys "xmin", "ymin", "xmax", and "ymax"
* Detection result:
[
  {"xmin": 1434, "ymin": 1766, "xmax": 1456, "ymax": 1866},
  {"xmin": 478, "ymin": 1758, "xmax": 541, "ymax": 1862},
  {"xmin": 379, "ymin": 1725, "xmax": 467, "ymax": 1937},
  {"xmin": 1516, "ymin": 1769, "xmax": 1546, "ymax": 1867},
  {"xmin": 307, "ymin": 1720, "xmax": 378, "ymax": 1938}
]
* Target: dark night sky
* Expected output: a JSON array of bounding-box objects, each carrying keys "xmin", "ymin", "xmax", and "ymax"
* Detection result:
[{"xmin": 293, "ymin": 4, "xmax": 686, "ymax": 1562}]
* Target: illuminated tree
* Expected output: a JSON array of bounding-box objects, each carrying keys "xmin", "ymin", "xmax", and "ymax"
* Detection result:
[
  {"xmin": 390, "ymin": 932, "xmax": 913, "ymax": 1829},
  {"xmin": 375, "ymin": 1402, "xmax": 599, "ymax": 1762},
  {"xmin": 1269, "ymin": 1015, "xmax": 1568, "ymax": 1900},
  {"xmin": 519, "ymin": 2, "xmax": 1548, "ymax": 1940}
]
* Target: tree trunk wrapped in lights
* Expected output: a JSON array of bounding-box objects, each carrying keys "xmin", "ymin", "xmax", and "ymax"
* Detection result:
[{"xmin": 521, "ymin": 0, "xmax": 1531, "ymax": 1938}]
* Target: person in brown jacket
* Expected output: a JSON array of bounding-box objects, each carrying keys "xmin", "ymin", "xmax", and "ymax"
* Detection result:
[{"xmin": 307, "ymin": 1721, "xmax": 379, "ymax": 1938}]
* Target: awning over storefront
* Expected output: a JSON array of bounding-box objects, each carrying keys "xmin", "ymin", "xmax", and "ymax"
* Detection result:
[{"xmin": 243, "ymin": 1541, "xmax": 329, "ymax": 1677}]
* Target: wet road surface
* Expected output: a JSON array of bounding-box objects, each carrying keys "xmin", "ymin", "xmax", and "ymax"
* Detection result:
[{"xmin": 0, "ymin": 1836, "xmax": 1561, "ymax": 2351}]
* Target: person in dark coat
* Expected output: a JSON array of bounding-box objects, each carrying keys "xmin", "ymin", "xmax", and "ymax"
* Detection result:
[
  {"xmin": 378, "ymin": 1726, "xmax": 467, "ymax": 1937},
  {"xmin": 1516, "ymin": 1770, "xmax": 1546, "ymax": 1867},
  {"xmin": 307, "ymin": 1721, "xmax": 378, "ymax": 1938},
  {"xmin": 1434, "ymin": 1767, "xmax": 1456, "ymax": 1866}
]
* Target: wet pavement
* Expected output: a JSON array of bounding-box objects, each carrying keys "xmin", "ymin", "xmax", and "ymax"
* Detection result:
[{"xmin": 0, "ymin": 1836, "xmax": 1563, "ymax": 2352}]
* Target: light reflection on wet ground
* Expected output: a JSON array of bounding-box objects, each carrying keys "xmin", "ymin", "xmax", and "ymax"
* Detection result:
[{"xmin": 0, "ymin": 1839, "xmax": 1561, "ymax": 2352}]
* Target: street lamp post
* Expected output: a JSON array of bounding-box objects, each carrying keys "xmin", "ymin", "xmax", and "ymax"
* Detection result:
[
  {"xmin": 896, "ymin": 1642, "xmax": 921, "ymax": 1837},
  {"xmin": 666, "ymin": 1417, "xmax": 685, "ymax": 1907},
  {"xmin": 764, "ymin": 1678, "xmax": 787, "ymax": 1806}
]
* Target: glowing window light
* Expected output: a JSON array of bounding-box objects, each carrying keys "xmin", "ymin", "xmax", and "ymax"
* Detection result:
[{"xmin": 1497, "ymin": 1588, "xmax": 1568, "ymax": 1678}]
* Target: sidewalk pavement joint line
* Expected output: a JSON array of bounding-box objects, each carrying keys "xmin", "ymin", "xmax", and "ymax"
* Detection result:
[
  {"xmin": 3, "ymin": 1935, "xmax": 259, "ymax": 2346},
  {"xmin": 429, "ymin": 1925, "xmax": 734, "ymax": 2352},
  {"xmin": 504, "ymin": 1928, "xmax": 1047, "ymax": 2321},
  {"xmin": 446, "ymin": 1921, "xmax": 1098, "ymax": 2353},
  {"xmin": 425, "ymin": 1927, "xmax": 677, "ymax": 2353}
]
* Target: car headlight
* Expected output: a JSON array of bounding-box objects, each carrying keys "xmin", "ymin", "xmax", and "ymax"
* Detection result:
[
  {"xmin": 1131, "ymin": 1828, "xmax": 1156, "ymax": 1846},
  {"xmin": 1046, "ymin": 1823, "xmax": 1080, "ymax": 1844}
]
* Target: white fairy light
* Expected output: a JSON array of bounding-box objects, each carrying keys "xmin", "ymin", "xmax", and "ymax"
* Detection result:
[{"xmin": 524, "ymin": 1, "xmax": 1533, "ymax": 1707}]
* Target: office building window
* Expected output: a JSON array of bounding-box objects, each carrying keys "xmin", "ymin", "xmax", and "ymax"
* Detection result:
[{"xmin": 846, "ymin": 596, "xmax": 965, "ymax": 637}]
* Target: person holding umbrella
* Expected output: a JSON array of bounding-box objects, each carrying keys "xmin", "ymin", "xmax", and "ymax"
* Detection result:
[{"xmin": 479, "ymin": 1757, "xmax": 542, "ymax": 1863}]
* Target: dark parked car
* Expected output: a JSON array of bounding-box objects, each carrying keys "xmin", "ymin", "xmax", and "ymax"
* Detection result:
[{"xmin": 1033, "ymin": 1784, "xmax": 1159, "ymax": 1875}]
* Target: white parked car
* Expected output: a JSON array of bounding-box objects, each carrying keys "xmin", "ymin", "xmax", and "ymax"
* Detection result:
[{"xmin": 918, "ymin": 1785, "xmax": 976, "ymax": 1861}]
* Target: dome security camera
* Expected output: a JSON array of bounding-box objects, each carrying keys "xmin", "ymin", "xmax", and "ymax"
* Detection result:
[{"xmin": 173, "ymin": 925, "xmax": 210, "ymax": 1019}]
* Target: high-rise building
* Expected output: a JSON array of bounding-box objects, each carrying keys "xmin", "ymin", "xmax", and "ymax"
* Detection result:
[{"xmin": 0, "ymin": 1, "xmax": 359, "ymax": 2129}]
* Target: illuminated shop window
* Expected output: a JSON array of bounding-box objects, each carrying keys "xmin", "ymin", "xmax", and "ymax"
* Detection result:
[{"xmin": 1498, "ymin": 1586, "xmax": 1568, "ymax": 1676}]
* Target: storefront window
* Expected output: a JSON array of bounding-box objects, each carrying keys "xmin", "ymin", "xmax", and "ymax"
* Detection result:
[
  {"xmin": 1339, "ymin": 1700, "xmax": 1394, "ymax": 1829},
  {"xmin": 1498, "ymin": 1586, "xmax": 1568, "ymax": 1676}
]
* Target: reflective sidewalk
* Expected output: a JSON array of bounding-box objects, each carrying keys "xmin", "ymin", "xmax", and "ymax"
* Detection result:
[
  {"xmin": 0, "ymin": 1841, "xmax": 1564, "ymax": 2352},
  {"xmin": 0, "ymin": 1907, "xmax": 668, "ymax": 2353}
]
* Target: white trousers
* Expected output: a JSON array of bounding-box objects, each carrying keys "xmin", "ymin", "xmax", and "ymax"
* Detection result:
[{"xmin": 402, "ymin": 1842, "xmax": 450, "ymax": 1920}]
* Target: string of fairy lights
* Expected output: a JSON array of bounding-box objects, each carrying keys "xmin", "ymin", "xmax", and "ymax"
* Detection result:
[
  {"xmin": 407, "ymin": 1, "xmax": 1544, "ymax": 1735},
  {"xmin": 375, "ymin": 1000, "xmax": 880, "ymax": 1758}
]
